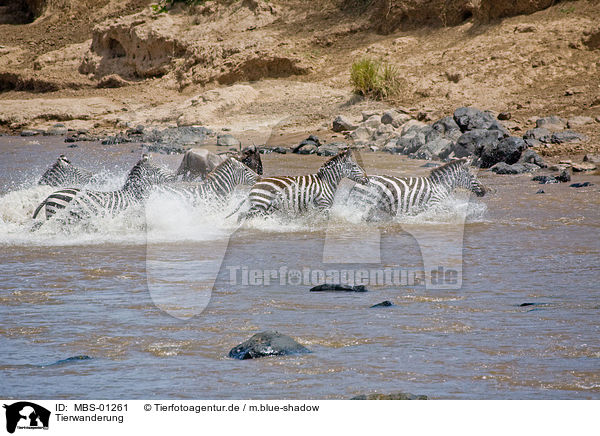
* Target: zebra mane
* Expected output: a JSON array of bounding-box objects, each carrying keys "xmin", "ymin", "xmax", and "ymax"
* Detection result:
[
  {"xmin": 428, "ymin": 158, "xmax": 470, "ymax": 177},
  {"xmin": 318, "ymin": 148, "xmax": 352, "ymax": 173}
]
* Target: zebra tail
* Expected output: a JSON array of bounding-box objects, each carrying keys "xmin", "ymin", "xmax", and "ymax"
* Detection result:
[
  {"xmin": 32, "ymin": 198, "xmax": 47, "ymax": 219},
  {"xmin": 224, "ymin": 198, "xmax": 248, "ymax": 219}
]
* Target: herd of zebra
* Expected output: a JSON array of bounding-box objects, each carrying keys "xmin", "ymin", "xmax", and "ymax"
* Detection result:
[{"xmin": 31, "ymin": 148, "xmax": 486, "ymax": 227}]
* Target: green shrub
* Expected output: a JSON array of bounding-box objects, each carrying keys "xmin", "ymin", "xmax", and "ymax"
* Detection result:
[{"xmin": 350, "ymin": 58, "xmax": 402, "ymax": 100}]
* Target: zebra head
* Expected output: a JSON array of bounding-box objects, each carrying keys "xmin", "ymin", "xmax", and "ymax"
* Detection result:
[
  {"xmin": 38, "ymin": 155, "xmax": 73, "ymax": 185},
  {"xmin": 208, "ymin": 157, "xmax": 259, "ymax": 187},
  {"xmin": 123, "ymin": 154, "xmax": 177, "ymax": 199},
  {"xmin": 318, "ymin": 149, "xmax": 369, "ymax": 185},
  {"xmin": 430, "ymin": 158, "xmax": 486, "ymax": 197}
]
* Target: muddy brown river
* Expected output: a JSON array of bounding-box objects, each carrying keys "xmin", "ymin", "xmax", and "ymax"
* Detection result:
[{"xmin": 1, "ymin": 135, "xmax": 598, "ymax": 399}]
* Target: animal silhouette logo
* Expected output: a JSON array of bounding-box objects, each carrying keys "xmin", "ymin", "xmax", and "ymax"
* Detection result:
[{"xmin": 3, "ymin": 402, "xmax": 50, "ymax": 434}]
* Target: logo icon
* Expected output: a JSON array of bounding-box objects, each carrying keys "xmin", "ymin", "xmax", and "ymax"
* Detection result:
[{"xmin": 3, "ymin": 402, "xmax": 50, "ymax": 434}]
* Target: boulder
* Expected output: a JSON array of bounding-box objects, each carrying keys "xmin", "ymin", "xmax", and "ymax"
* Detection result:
[
  {"xmin": 490, "ymin": 162, "xmax": 539, "ymax": 174},
  {"xmin": 217, "ymin": 134, "xmax": 241, "ymax": 147},
  {"xmin": 536, "ymin": 116, "xmax": 567, "ymax": 131},
  {"xmin": 381, "ymin": 110, "xmax": 411, "ymax": 128},
  {"xmin": 401, "ymin": 120, "xmax": 427, "ymax": 135},
  {"xmin": 411, "ymin": 137, "xmax": 453, "ymax": 160},
  {"xmin": 583, "ymin": 154, "xmax": 600, "ymax": 164},
  {"xmin": 518, "ymin": 149, "xmax": 547, "ymax": 168},
  {"xmin": 332, "ymin": 115, "xmax": 357, "ymax": 132},
  {"xmin": 317, "ymin": 142, "xmax": 346, "ymax": 156},
  {"xmin": 349, "ymin": 126, "xmax": 374, "ymax": 143},
  {"xmin": 431, "ymin": 116, "xmax": 462, "ymax": 140},
  {"xmin": 292, "ymin": 135, "xmax": 321, "ymax": 154},
  {"xmin": 383, "ymin": 138, "xmax": 403, "ymax": 154},
  {"xmin": 556, "ymin": 169, "xmax": 571, "ymax": 183},
  {"xmin": 523, "ymin": 127, "xmax": 551, "ymax": 143},
  {"xmin": 498, "ymin": 112, "xmax": 511, "ymax": 120},
  {"xmin": 453, "ymin": 107, "xmax": 508, "ymax": 134},
  {"xmin": 44, "ymin": 124, "xmax": 68, "ymax": 136},
  {"xmin": 395, "ymin": 127, "xmax": 429, "ymax": 155},
  {"xmin": 551, "ymin": 131, "xmax": 588, "ymax": 144},
  {"xmin": 361, "ymin": 110, "xmax": 380, "ymax": 121},
  {"xmin": 362, "ymin": 115, "xmax": 382, "ymax": 129},
  {"xmin": 351, "ymin": 392, "xmax": 428, "ymax": 400},
  {"xmin": 567, "ymin": 116, "xmax": 594, "ymax": 128},
  {"xmin": 309, "ymin": 284, "xmax": 368, "ymax": 292},
  {"xmin": 532, "ymin": 175, "xmax": 558, "ymax": 184},
  {"xmin": 572, "ymin": 162, "xmax": 596, "ymax": 172},
  {"xmin": 228, "ymin": 331, "xmax": 311, "ymax": 360},
  {"xmin": 20, "ymin": 129, "xmax": 41, "ymax": 136},
  {"xmin": 453, "ymin": 129, "xmax": 504, "ymax": 158},
  {"xmin": 479, "ymin": 136, "xmax": 526, "ymax": 168}
]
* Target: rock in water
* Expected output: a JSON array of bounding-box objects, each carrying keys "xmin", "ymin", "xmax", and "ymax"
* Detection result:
[
  {"xmin": 351, "ymin": 392, "xmax": 428, "ymax": 400},
  {"xmin": 228, "ymin": 331, "xmax": 311, "ymax": 360},
  {"xmin": 370, "ymin": 301, "xmax": 394, "ymax": 308},
  {"xmin": 570, "ymin": 182, "xmax": 594, "ymax": 188},
  {"xmin": 555, "ymin": 169, "xmax": 571, "ymax": 183},
  {"xmin": 309, "ymin": 284, "xmax": 368, "ymax": 292}
]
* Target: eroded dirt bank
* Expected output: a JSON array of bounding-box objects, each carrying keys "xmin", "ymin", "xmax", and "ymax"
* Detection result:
[{"xmin": 0, "ymin": 0, "xmax": 599, "ymax": 157}]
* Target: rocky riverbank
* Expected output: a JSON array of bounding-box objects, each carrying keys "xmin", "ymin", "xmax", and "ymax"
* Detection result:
[{"xmin": 1, "ymin": 0, "xmax": 599, "ymax": 159}]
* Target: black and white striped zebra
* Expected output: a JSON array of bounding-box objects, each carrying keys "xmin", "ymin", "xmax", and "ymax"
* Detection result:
[
  {"xmin": 242, "ymin": 149, "xmax": 368, "ymax": 220},
  {"xmin": 348, "ymin": 158, "xmax": 486, "ymax": 220},
  {"xmin": 38, "ymin": 155, "xmax": 93, "ymax": 187},
  {"xmin": 155, "ymin": 157, "xmax": 259, "ymax": 205},
  {"xmin": 32, "ymin": 154, "xmax": 175, "ymax": 222}
]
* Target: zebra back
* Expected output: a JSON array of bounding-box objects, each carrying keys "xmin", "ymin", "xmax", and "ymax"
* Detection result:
[
  {"xmin": 38, "ymin": 155, "xmax": 93, "ymax": 187},
  {"xmin": 349, "ymin": 158, "xmax": 485, "ymax": 219},
  {"xmin": 244, "ymin": 149, "xmax": 368, "ymax": 218}
]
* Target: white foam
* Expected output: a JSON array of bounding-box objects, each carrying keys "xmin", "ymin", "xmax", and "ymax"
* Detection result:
[{"xmin": 0, "ymin": 177, "xmax": 487, "ymax": 247}]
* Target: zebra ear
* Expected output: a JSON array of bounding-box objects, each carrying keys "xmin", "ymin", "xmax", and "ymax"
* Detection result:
[
  {"xmin": 141, "ymin": 153, "xmax": 150, "ymax": 162},
  {"xmin": 464, "ymin": 156, "xmax": 474, "ymax": 166}
]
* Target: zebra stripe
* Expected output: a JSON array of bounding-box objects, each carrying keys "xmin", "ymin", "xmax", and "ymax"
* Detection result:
[
  {"xmin": 244, "ymin": 149, "xmax": 368, "ymax": 219},
  {"xmin": 33, "ymin": 154, "xmax": 175, "ymax": 222},
  {"xmin": 154, "ymin": 158, "xmax": 259, "ymax": 205},
  {"xmin": 38, "ymin": 155, "xmax": 93, "ymax": 187},
  {"xmin": 349, "ymin": 158, "xmax": 486, "ymax": 219}
]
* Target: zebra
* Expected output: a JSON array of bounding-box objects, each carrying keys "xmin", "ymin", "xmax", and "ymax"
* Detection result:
[
  {"xmin": 241, "ymin": 149, "xmax": 368, "ymax": 220},
  {"xmin": 38, "ymin": 155, "xmax": 94, "ymax": 187},
  {"xmin": 347, "ymin": 158, "xmax": 486, "ymax": 220},
  {"xmin": 32, "ymin": 154, "xmax": 175, "ymax": 222},
  {"xmin": 154, "ymin": 157, "xmax": 259, "ymax": 206}
]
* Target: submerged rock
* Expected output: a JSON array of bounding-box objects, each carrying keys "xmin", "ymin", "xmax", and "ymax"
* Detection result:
[
  {"xmin": 351, "ymin": 392, "xmax": 428, "ymax": 400},
  {"xmin": 570, "ymin": 182, "xmax": 594, "ymax": 188},
  {"xmin": 370, "ymin": 301, "xmax": 394, "ymax": 308},
  {"xmin": 309, "ymin": 284, "xmax": 368, "ymax": 292},
  {"xmin": 228, "ymin": 331, "xmax": 311, "ymax": 360}
]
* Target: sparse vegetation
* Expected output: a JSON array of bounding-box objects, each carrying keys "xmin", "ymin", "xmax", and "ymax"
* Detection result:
[
  {"xmin": 151, "ymin": 0, "xmax": 206, "ymax": 13},
  {"xmin": 350, "ymin": 58, "xmax": 402, "ymax": 100}
]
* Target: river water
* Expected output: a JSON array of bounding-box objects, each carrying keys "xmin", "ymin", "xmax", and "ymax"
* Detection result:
[{"xmin": 0, "ymin": 135, "xmax": 598, "ymax": 399}]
